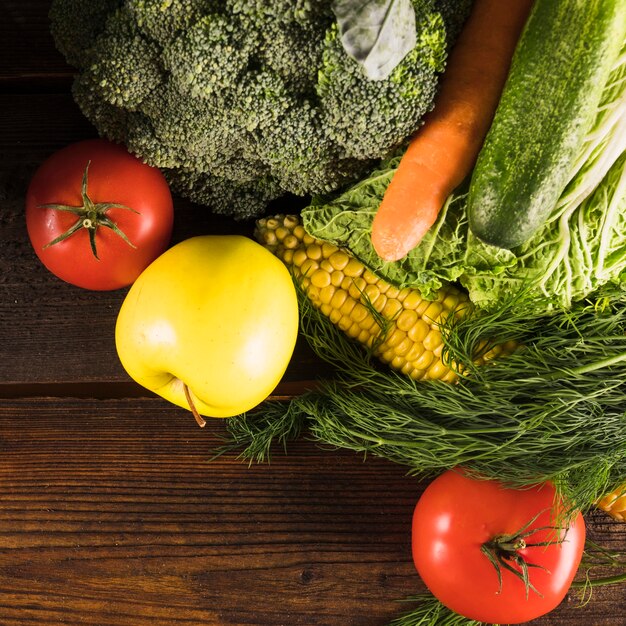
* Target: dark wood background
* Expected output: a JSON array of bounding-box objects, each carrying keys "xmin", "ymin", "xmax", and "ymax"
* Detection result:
[{"xmin": 0, "ymin": 2, "xmax": 624, "ymax": 624}]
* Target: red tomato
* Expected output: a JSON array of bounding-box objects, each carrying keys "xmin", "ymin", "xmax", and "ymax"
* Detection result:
[
  {"xmin": 26, "ymin": 139, "xmax": 174, "ymax": 290},
  {"xmin": 412, "ymin": 469, "xmax": 585, "ymax": 624}
]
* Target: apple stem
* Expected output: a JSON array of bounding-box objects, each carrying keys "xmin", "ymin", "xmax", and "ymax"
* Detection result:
[{"xmin": 183, "ymin": 383, "xmax": 206, "ymax": 428}]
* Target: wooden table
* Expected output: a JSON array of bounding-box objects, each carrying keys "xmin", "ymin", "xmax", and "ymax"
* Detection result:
[{"xmin": 0, "ymin": 3, "xmax": 624, "ymax": 624}]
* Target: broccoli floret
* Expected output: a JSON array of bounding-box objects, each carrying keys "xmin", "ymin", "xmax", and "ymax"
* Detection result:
[
  {"xmin": 434, "ymin": 0, "xmax": 475, "ymax": 44},
  {"xmin": 166, "ymin": 167, "xmax": 283, "ymax": 219},
  {"xmin": 80, "ymin": 6, "xmax": 163, "ymax": 111},
  {"xmin": 317, "ymin": 2, "xmax": 448, "ymax": 161},
  {"xmin": 162, "ymin": 13, "xmax": 256, "ymax": 99},
  {"xmin": 49, "ymin": 0, "xmax": 122, "ymax": 68},
  {"xmin": 50, "ymin": 0, "xmax": 473, "ymax": 220},
  {"xmin": 128, "ymin": 0, "xmax": 221, "ymax": 46}
]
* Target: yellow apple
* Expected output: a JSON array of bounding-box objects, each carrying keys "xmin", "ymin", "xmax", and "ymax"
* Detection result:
[{"xmin": 115, "ymin": 235, "xmax": 299, "ymax": 423}]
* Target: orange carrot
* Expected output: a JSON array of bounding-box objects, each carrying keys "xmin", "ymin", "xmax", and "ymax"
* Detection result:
[{"xmin": 370, "ymin": 0, "xmax": 534, "ymax": 262}]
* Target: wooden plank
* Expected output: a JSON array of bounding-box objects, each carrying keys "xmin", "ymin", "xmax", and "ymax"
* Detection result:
[
  {"xmin": 0, "ymin": 0, "xmax": 73, "ymax": 88},
  {"xmin": 0, "ymin": 397, "xmax": 623, "ymax": 625},
  {"xmin": 0, "ymin": 398, "xmax": 418, "ymax": 625}
]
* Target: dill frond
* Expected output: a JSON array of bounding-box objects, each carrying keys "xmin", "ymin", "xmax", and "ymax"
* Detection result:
[{"xmin": 223, "ymin": 284, "xmax": 626, "ymax": 510}]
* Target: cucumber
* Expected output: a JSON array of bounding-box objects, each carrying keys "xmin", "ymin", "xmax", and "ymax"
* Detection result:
[{"xmin": 467, "ymin": 0, "xmax": 626, "ymax": 250}]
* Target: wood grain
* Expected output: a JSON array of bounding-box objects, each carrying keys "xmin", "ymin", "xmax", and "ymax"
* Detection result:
[
  {"xmin": 0, "ymin": 398, "xmax": 419, "ymax": 626},
  {"xmin": 0, "ymin": 399, "xmax": 623, "ymax": 626},
  {"xmin": 0, "ymin": 0, "xmax": 73, "ymax": 89}
]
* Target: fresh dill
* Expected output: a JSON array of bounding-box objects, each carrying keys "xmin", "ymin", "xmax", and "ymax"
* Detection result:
[{"xmin": 222, "ymin": 284, "xmax": 626, "ymax": 511}]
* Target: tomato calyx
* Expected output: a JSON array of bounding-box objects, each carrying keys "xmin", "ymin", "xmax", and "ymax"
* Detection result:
[
  {"xmin": 39, "ymin": 161, "xmax": 140, "ymax": 259},
  {"xmin": 481, "ymin": 509, "xmax": 564, "ymax": 599}
]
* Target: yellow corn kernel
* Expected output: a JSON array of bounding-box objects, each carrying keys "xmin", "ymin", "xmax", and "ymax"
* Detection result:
[
  {"xmin": 293, "ymin": 224, "xmax": 307, "ymax": 241},
  {"xmin": 261, "ymin": 229, "xmax": 277, "ymax": 246},
  {"xmin": 306, "ymin": 243, "xmax": 323, "ymax": 261},
  {"xmin": 358, "ymin": 329, "xmax": 376, "ymax": 348},
  {"xmin": 300, "ymin": 258, "xmax": 318, "ymax": 277},
  {"xmin": 320, "ymin": 259, "xmax": 334, "ymax": 274},
  {"xmin": 382, "ymin": 298, "xmax": 403, "ymax": 320},
  {"xmin": 443, "ymin": 291, "xmax": 462, "ymax": 310},
  {"xmin": 275, "ymin": 226, "xmax": 290, "ymax": 241},
  {"xmin": 283, "ymin": 234, "xmax": 300, "ymax": 250},
  {"xmin": 362, "ymin": 284, "xmax": 380, "ymax": 304},
  {"xmin": 423, "ymin": 328, "xmax": 443, "ymax": 353},
  {"xmin": 337, "ymin": 315, "xmax": 353, "ymax": 332},
  {"xmin": 283, "ymin": 215, "xmax": 300, "ymax": 230},
  {"xmin": 413, "ymin": 350, "xmax": 435, "ymax": 372},
  {"xmin": 344, "ymin": 257, "xmax": 365, "ymax": 277},
  {"xmin": 282, "ymin": 248, "xmax": 294, "ymax": 265},
  {"xmin": 404, "ymin": 342, "xmax": 425, "ymax": 363},
  {"xmin": 422, "ymin": 301, "xmax": 443, "ymax": 324},
  {"xmin": 424, "ymin": 359, "xmax": 452, "ymax": 381},
  {"xmin": 264, "ymin": 217, "xmax": 281, "ymax": 230},
  {"xmin": 322, "ymin": 242, "xmax": 336, "ymax": 258},
  {"xmin": 441, "ymin": 368, "xmax": 459, "ymax": 384},
  {"xmin": 383, "ymin": 328, "xmax": 407, "ymax": 349},
  {"xmin": 393, "ymin": 336, "xmax": 413, "ymax": 358},
  {"xmin": 363, "ymin": 269, "xmax": 379, "ymax": 284},
  {"xmin": 386, "ymin": 285, "xmax": 400, "ymax": 299},
  {"xmin": 346, "ymin": 322, "xmax": 361, "ymax": 339},
  {"xmin": 350, "ymin": 302, "xmax": 369, "ymax": 324},
  {"xmin": 358, "ymin": 314, "xmax": 378, "ymax": 333},
  {"xmin": 319, "ymin": 284, "xmax": 336, "ymax": 305},
  {"xmin": 400, "ymin": 361, "xmax": 413, "ymax": 376},
  {"xmin": 408, "ymin": 319, "xmax": 430, "ymax": 344},
  {"xmin": 329, "ymin": 308, "xmax": 342, "ymax": 325},
  {"xmin": 310, "ymin": 268, "xmax": 331, "ymax": 289},
  {"xmin": 348, "ymin": 277, "xmax": 367, "ymax": 300},
  {"xmin": 391, "ymin": 355, "xmax": 407, "ymax": 371},
  {"xmin": 403, "ymin": 290, "xmax": 423, "ymax": 310},
  {"xmin": 396, "ymin": 287, "xmax": 410, "ymax": 302},
  {"xmin": 409, "ymin": 368, "xmax": 426, "ymax": 381},
  {"xmin": 330, "ymin": 289, "xmax": 348, "ymax": 311},
  {"xmin": 329, "ymin": 250, "xmax": 350, "ymax": 271},
  {"xmin": 597, "ymin": 485, "xmax": 626, "ymax": 522},
  {"xmin": 292, "ymin": 248, "xmax": 309, "ymax": 268},
  {"xmin": 307, "ymin": 285, "xmax": 320, "ymax": 304},
  {"xmin": 396, "ymin": 309, "xmax": 418, "ymax": 332},
  {"xmin": 373, "ymin": 293, "xmax": 387, "ymax": 313},
  {"xmin": 330, "ymin": 271, "xmax": 344, "ymax": 287}
]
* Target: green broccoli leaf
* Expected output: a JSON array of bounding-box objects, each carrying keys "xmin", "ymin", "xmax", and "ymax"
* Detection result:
[{"xmin": 331, "ymin": 0, "xmax": 417, "ymax": 80}]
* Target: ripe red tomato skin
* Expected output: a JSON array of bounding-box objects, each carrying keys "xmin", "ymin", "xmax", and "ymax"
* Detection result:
[
  {"xmin": 412, "ymin": 469, "xmax": 586, "ymax": 624},
  {"xmin": 25, "ymin": 139, "xmax": 174, "ymax": 291}
]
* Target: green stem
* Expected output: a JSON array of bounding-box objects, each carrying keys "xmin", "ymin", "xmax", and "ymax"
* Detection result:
[
  {"xmin": 572, "ymin": 572, "xmax": 626, "ymax": 588},
  {"xmin": 546, "ymin": 351, "xmax": 626, "ymax": 378},
  {"xmin": 338, "ymin": 424, "xmax": 518, "ymax": 448}
]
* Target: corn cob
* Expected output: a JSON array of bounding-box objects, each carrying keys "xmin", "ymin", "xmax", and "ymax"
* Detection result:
[
  {"xmin": 597, "ymin": 484, "xmax": 626, "ymax": 522},
  {"xmin": 255, "ymin": 214, "xmax": 509, "ymax": 383}
]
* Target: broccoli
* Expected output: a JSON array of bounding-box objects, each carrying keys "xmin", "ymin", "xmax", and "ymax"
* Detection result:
[{"xmin": 50, "ymin": 0, "xmax": 473, "ymax": 219}]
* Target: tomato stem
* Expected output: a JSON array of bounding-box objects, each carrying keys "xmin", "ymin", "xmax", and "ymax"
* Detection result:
[
  {"xmin": 38, "ymin": 160, "xmax": 140, "ymax": 259},
  {"xmin": 481, "ymin": 509, "xmax": 565, "ymax": 599}
]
